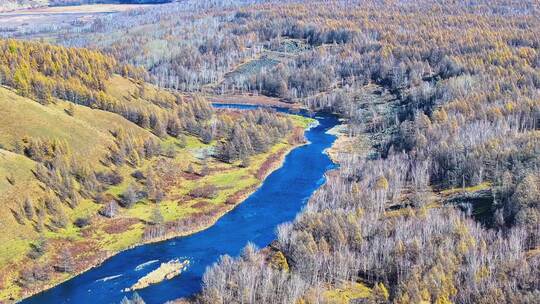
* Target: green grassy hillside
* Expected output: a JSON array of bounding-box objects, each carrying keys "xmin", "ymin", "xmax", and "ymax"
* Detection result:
[
  {"xmin": 0, "ymin": 82, "xmax": 153, "ymax": 298},
  {"xmin": 0, "ymin": 87, "xmax": 116, "ymax": 163}
]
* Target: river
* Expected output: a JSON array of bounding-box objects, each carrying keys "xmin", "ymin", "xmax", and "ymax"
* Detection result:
[{"xmin": 22, "ymin": 106, "xmax": 338, "ymax": 304}]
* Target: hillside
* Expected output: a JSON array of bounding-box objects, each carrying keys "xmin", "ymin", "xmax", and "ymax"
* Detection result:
[{"xmin": 0, "ymin": 39, "xmax": 312, "ymax": 302}]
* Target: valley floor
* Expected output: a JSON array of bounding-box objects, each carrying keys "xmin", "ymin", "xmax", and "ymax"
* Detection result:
[{"xmin": 0, "ymin": 4, "xmax": 149, "ymax": 34}]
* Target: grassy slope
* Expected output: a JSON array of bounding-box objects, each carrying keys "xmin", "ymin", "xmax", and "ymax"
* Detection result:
[
  {"xmin": 0, "ymin": 149, "xmax": 39, "ymax": 267},
  {"xmin": 322, "ymin": 281, "xmax": 371, "ymax": 303},
  {"xmin": 0, "ymin": 84, "xmax": 159, "ymax": 299},
  {"xmin": 0, "ymin": 79, "xmax": 314, "ymax": 301},
  {"xmin": 0, "ymin": 87, "xmax": 113, "ymax": 162}
]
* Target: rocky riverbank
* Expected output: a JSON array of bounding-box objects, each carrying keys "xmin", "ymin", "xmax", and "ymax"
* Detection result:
[{"xmin": 124, "ymin": 259, "xmax": 190, "ymax": 292}]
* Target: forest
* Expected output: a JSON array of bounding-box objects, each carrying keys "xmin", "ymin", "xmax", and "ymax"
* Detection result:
[
  {"xmin": 1, "ymin": 0, "xmax": 539, "ymax": 303},
  {"xmin": 194, "ymin": 1, "xmax": 539, "ymax": 302}
]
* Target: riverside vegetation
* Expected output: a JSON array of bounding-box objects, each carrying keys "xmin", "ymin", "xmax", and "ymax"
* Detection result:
[
  {"xmin": 0, "ymin": 38, "xmax": 312, "ymax": 302},
  {"xmin": 1, "ymin": 0, "xmax": 540, "ymax": 303}
]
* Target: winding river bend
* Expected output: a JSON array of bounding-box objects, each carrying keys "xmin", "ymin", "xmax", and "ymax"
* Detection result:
[{"xmin": 22, "ymin": 106, "xmax": 338, "ymax": 304}]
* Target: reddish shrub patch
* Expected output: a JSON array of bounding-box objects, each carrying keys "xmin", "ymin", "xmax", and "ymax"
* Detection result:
[
  {"xmin": 81, "ymin": 227, "xmax": 94, "ymax": 238},
  {"xmin": 0, "ymin": 271, "xmax": 6, "ymax": 289},
  {"xmin": 181, "ymin": 172, "xmax": 201, "ymax": 180},
  {"xmin": 152, "ymin": 159, "xmax": 183, "ymax": 192},
  {"xmin": 102, "ymin": 218, "xmax": 139, "ymax": 234},
  {"xmin": 226, "ymin": 185, "xmax": 257, "ymax": 205},
  {"xmin": 49, "ymin": 239, "xmax": 98, "ymax": 273},
  {"xmin": 189, "ymin": 184, "xmax": 218, "ymax": 199},
  {"xmin": 288, "ymin": 127, "xmax": 306, "ymax": 144},
  {"xmin": 192, "ymin": 201, "xmax": 211, "ymax": 209},
  {"xmin": 208, "ymin": 95, "xmax": 295, "ymax": 108},
  {"xmin": 256, "ymin": 149, "xmax": 286, "ymax": 180}
]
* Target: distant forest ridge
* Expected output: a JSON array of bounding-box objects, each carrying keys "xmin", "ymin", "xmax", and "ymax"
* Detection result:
[
  {"xmin": 0, "ymin": 0, "xmax": 172, "ymax": 11},
  {"xmin": 49, "ymin": 0, "xmax": 173, "ymax": 5}
]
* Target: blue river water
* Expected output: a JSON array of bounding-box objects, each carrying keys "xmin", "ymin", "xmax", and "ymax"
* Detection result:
[{"xmin": 22, "ymin": 106, "xmax": 338, "ymax": 304}]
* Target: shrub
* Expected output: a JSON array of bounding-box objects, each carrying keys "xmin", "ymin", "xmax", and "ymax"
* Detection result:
[
  {"xmin": 28, "ymin": 237, "xmax": 48, "ymax": 260},
  {"xmin": 99, "ymin": 201, "xmax": 119, "ymax": 218},
  {"xmin": 120, "ymin": 184, "xmax": 139, "ymax": 208},
  {"xmin": 74, "ymin": 217, "xmax": 90, "ymax": 228},
  {"xmin": 189, "ymin": 185, "xmax": 218, "ymax": 199},
  {"xmin": 96, "ymin": 171, "xmax": 123, "ymax": 186},
  {"xmin": 131, "ymin": 170, "xmax": 145, "ymax": 180},
  {"xmin": 50, "ymin": 214, "xmax": 68, "ymax": 229},
  {"xmin": 22, "ymin": 198, "xmax": 34, "ymax": 220}
]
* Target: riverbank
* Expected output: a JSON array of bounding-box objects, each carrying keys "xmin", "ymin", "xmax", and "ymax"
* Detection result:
[
  {"xmin": 326, "ymin": 122, "xmax": 373, "ymax": 165},
  {"xmin": 15, "ymin": 115, "xmax": 315, "ymax": 304},
  {"xmin": 207, "ymin": 94, "xmax": 301, "ymax": 109},
  {"xmin": 326, "ymin": 123, "xmax": 351, "ymax": 163}
]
